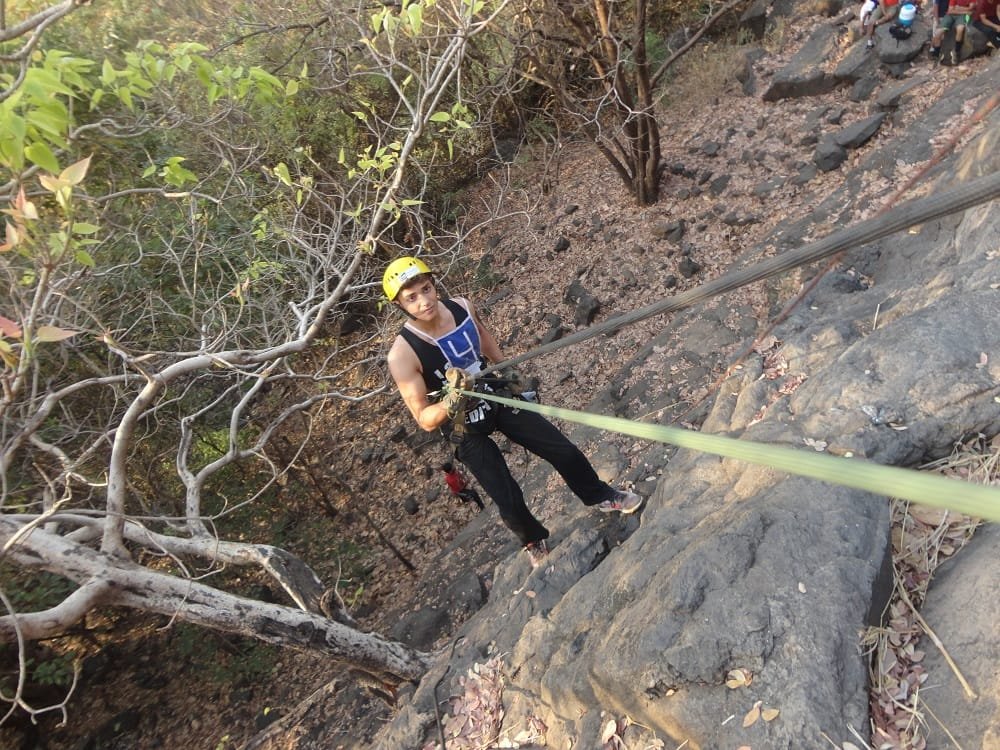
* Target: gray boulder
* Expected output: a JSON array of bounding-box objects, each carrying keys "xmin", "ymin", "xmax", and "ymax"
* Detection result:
[
  {"xmin": 835, "ymin": 39, "xmax": 879, "ymax": 83},
  {"xmin": 814, "ymin": 137, "xmax": 848, "ymax": 171},
  {"xmin": 919, "ymin": 522, "xmax": 1000, "ymax": 750},
  {"xmin": 874, "ymin": 18, "xmax": 929, "ymax": 64},
  {"xmin": 876, "ymin": 74, "xmax": 929, "ymax": 110},
  {"xmin": 739, "ymin": 0, "xmax": 769, "ymax": 40},
  {"xmin": 833, "ymin": 112, "xmax": 886, "ymax": 148},
  {"xmin": 763, "ymin": 23, "xmax": 842, "ymax": 101}
]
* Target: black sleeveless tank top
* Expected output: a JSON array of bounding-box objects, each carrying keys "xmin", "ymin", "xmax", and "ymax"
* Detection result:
[
  {"xmin": 399, "ymin": 298, "xmax": 493, "ymax": 430},
  {"xmin": 399, "ymin": 298, "xmax": 487, "ymax": 393}
]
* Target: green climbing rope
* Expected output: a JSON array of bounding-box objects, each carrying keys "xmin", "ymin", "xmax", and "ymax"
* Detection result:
[{"xmin": 461, "ymin": 389, "xmax": 1000, "ymax": 522}]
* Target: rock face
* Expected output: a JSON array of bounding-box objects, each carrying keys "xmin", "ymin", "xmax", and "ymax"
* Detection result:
[
  {"xmin": 368, "ymin": 56, "xmax": 1000, "ymax": 750},
  {"xmin": 919, "ymin": 522, "xmax": 1000, "ymax": 750},
  {"xmin": 763, "ymin": 22, "xmax": 842, "ymax": 101}
]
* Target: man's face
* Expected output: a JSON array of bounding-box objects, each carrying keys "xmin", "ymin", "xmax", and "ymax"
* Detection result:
[{"xmin": 396, "ymin": 277, "xmax": 438, "ymax": 321}]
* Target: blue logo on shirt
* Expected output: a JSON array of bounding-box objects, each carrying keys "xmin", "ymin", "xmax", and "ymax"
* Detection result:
[{"xmin": 435, "ymin": 316, "xmax": 482, "ymax": 373}]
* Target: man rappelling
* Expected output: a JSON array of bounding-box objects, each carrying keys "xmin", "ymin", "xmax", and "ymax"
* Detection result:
[{"xmin": 384, "ymin": 256, "xmax": 642, "ymax": 568}]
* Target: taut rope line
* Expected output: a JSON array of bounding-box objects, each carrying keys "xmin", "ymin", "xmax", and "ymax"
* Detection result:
[
  {"xmin": 481, "ymin": 169, "xmax": 1000, "ymax": 376},
  {"xmin": 459, "ymin": 390, "xmax": 1000, "ymax": 522}
]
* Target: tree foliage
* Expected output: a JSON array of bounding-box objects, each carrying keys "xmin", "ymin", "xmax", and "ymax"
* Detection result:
[{"xmin": 1, "ymin": 0, "xmax": 516, "ymax": 725}]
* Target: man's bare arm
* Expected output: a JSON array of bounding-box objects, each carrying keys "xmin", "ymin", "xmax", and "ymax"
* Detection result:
[{"xmin": 388, "ymin": 338, "xmax": 451, "ymax": 431}]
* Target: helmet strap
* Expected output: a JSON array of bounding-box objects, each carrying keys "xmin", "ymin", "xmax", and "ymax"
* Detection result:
[{"xmin": 394, "ymin": 301, "xmax": 419, "ymax": 321}]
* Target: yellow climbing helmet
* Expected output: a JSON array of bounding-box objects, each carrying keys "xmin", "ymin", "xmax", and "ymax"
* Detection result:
[{"xmin": 383, "ymin": 256, "xmax": 433, "ymax": 301}]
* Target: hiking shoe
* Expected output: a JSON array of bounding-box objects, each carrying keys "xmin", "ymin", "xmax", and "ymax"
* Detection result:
[
  {"xmin": 949, "ymin": 48, "xmax": 958, "ymax": 65},
  {"xmin": 597, "ymin": 489, "xmax": 643, "ymax": 515},
  {"xmin": 525, "ymin": 539, "xmax": 548, "ymax": 568},
  {"xmin": 928, "ymin": 46, "xmax": 940, "ymax": 58},
  {"xmin": 865, "ymin": 39, "xmax": 875, "ymax": 49}
]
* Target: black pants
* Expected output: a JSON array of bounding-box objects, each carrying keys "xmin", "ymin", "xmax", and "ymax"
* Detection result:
[{"xmin": 454, "ymin": 404, "xmax": 614, "ymax": 546}]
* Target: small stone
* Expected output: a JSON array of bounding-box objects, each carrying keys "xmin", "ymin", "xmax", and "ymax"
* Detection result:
[
  {"xmin": 701, "ymin": 141, "xmax": 721, "ymax": 157},
  {"xmin": 678, "ymin": 257, "xmax": 702, "ymax": 278}
]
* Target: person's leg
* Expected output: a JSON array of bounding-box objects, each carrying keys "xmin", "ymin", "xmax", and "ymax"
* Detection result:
[
  {"xmin": 494, "ymin": 406, "xmax": 615, "ymax": 506},
  {"xmin": 932, "ymin": 11, "xmax": 953, "ymax": 52},
  {"xmin": 866, "ymin": 4, "xmax": 885, "ymax": 43},
  {"xmin": 953, "ymin": 18, "xmax": 967, "ymax": 63},
  {"xmin": 456, "ymin": 432, "xmax": 548, "ymax": 544},
  {"xmin": 976, "ymin": 18, "xmax": 1000, "ymax": 47}
]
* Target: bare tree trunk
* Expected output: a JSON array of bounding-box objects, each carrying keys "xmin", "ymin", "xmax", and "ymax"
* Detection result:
[{"xmin": 0, "ymin": 518, "xmax": 431, "ymax": 682}]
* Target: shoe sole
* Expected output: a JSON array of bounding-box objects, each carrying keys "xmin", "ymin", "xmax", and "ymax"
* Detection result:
[{"xmin": 598, "ymin": 497, "xmax": 644, "ymax": 515}]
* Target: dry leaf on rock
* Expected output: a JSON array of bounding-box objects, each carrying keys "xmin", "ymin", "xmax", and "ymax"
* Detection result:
[
  {"xmin": 726, "ymin": 668, "xmax": 753, "ymax": 688},
  {"xmin": 761, "ymin": 707, "xmax": 780, "ymax": 722},
  {"xmin": 743, "ymin": 701, "xmax": 762, "ymax": 727},
  {"xmin": 803, "ymin": 437, "xmax": 827, "ymax": 452},
  {"xmin": 601, "ymin": 718, "xmax": 619, "ymax": 743}
]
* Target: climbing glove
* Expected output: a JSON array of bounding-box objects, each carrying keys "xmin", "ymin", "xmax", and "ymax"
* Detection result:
[{"xmin": 443, "ymin": 367, "xmax": 475, "ymax": 418}]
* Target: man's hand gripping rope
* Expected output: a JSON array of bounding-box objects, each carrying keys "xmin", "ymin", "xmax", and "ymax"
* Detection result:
[{"xmin": 443, "ymin": 367, "xmax": 476, "ymax": 420}]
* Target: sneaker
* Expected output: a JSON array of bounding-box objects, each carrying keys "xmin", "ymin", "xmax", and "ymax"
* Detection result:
[
  {"xmin": 866, "ymin": 39, "xmax": 875, "ymax": 49},
  {"xmin": 929, "ymin": 46, "xmax": 940, "ymax": 58},
  {"xmin": 949, "ymin": 48, "xmax": 958, "ymax": 65},
  {"xmin": 525, "ymin": 539, "xmax": 548, "ymax": 568},
  {"xmin": 597, "ymin": 489, "xmax": 643, "ymax": 515}
]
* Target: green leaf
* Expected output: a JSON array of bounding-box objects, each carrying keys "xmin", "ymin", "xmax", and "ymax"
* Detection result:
[
  {"xmin": 74, "ymin": 249, "xmax": 95, "ymax": 267},
  {"xmin": 273, "ymin": 162, "xmax": 292, "ymax": 186},
  {"xmin": 27, "ymin": 103, "xmax": 69, "ymax": 140},
  {"xmin": 0, "ymin": 114, "xmax": 26, "ymax": 170},
  {"xmin": 401, "ymin": 199, "xmax": 424, "ymax": 206},
  {"xmin": 285, "ymin": 79, "xmax": 299, "ymax": 97},
  {"xmin": 142, "ymin": 164, "xmax": 157, "ymax": 178},
  {"xmin": 406, "ymin": 3, "xmax": 423, "ymax": 33},
  {"xmin": 71, "ymin": 222, "xmax": 99, "ymax": 235},
  {"xmin": 24, "ymin": 142, "xmax": 60, "ymax": 173},
  {"xmin": 101, "ymin": 58, "xmax": 117, "ymax": 85},
  {"xmin": 47, "ymin": 231, "xmax": 69, "ymax": 259},
  {"xmin": 24, "ymin": 68, "xmax": 75, "ymax": 98},
  {"xmin": 429, "ymin": 112, "xmax": 451, "ymax": 122}
]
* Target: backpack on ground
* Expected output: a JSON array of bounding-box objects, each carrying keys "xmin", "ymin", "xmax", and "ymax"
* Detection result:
[{"xmin": 889, "ymin": 22, "xmax": 913, "ymax": 41}]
